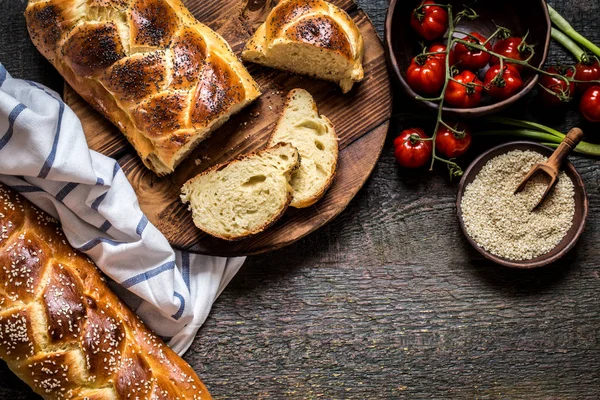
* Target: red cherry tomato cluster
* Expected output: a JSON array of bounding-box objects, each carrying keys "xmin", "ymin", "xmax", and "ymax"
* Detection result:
[
  {"xmin": 393, "ymin": 124, "xmax": 472, "ymax": 168},
  {"xmin": 435, "ymin": 123, "xmax": 472, "ymax": 158},
  {"xmin": 428, "ymin": 43, "xmax": 449, "ymax": 62},
  {"xmin": 445, "ymin": 70, "xmax": 483, "ymax": 107},
  {"xmin": 407, "ymin": 2, "xmax": 533, "ymax": 109}
]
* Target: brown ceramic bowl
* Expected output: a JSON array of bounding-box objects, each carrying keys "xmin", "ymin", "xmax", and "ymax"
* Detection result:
[
  {"xmin": 456, "ymin": 142, "xmax": 588, "ymax": 269},
  {"xmin": 385, "ymin": 0, "xmax": 551, "ymax": 118}
]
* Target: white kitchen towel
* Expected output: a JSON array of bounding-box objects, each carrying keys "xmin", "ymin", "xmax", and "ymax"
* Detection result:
[{"xmin": 0, "ymin": 64, "xmax": 245, "ymax": 355}]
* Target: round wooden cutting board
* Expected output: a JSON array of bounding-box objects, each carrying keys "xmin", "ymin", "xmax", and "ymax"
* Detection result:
[{"xmin": 64, "ymin": 0, "xmax": 392, "ymax": 256}]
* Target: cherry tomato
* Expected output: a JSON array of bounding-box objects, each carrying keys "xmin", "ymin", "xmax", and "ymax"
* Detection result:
[
  {"xmin": 484, "ymin": 64, "xmax": 523, "ymax": 100},
  {"xmin": 452, "ymin": 32, "xmax": 491, "ymax": 70},
  {"xmin": 490, "ymin": 37, "xmax": 532, "ymax": 72},
  {"xmin": 427, "ymin": 43, "xmax": 455, "ymax": 66},
  {"xmin": 538, "ymin": 66, "xmax": 575, "ymax": 107},
  {"xmin": 574, "ymin": 60, "xmax": 600, "ymax": 94},
  {"xmin": 393, "ymin": 128, "xmax": 432, "ymax": 168},
  {"xmin": 406, "ymin": 55, "xmax": 445, "ymax": 95},
  {"xmin": 410, "ymin": 0, "xmax": 449, "ymax": 41},
  {"xmin": 427, "ymin": 43, "xmax": 447, "ymax": 61},
  {"xmin": 580, "ymin": 86, "xmax": 600, "ymax": 123},
  {"xmin": 435, "ymin": 122, "xmax": 472, "ymax": 158},
  {"xmin": 445, "ymin": 70, "xmax": 484, "ymax": 108}
]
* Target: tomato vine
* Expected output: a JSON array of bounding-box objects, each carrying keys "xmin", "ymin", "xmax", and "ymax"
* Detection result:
[{"xmin": 404, "ymin": 3, "xmax": 600, "ymax": 178}]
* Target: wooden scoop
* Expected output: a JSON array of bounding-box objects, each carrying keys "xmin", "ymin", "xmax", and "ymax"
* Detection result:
[{"xmin": 514, "ymin": 127, "xmax": 584, "ymax": 210}]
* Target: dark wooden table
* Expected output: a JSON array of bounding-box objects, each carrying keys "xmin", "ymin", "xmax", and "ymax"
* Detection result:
[{"xmin": 1, "ymin": 0, "xmax": 599, "ymax": 399}]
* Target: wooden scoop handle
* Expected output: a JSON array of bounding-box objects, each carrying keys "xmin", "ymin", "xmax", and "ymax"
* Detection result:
[{"xmin": 547, "ymin": 127, "xmax": 584, "ymax": 170}]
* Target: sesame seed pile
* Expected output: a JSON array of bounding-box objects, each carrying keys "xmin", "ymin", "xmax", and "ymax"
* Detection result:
[{"xmin": 461, "ymin": 150, "xmax": 575, "ymax": 261}]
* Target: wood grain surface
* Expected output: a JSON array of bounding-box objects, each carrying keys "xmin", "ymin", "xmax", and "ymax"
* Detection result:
[
  {"xmin": 1, "ymin": 0, "xmax": 600, "ymax": 399},
  {"xmin": 63, "ymin": 0, "xmax": 392, "ymax": 255}
]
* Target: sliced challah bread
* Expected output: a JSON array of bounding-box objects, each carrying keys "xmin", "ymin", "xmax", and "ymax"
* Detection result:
[
  {"xmin": 242, "ymin": 0, "xmax": 364, "ymax": 93},
  {"xmin": 181, "ymin": 143, "xmax": 300, "ymax": 240},
  {"xmin": 268, "ymin": 89, "xmax": 338, "ymax": 208}
]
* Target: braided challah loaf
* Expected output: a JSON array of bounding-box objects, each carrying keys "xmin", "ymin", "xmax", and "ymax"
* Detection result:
[
  {"xmin": 242, "ymin": 0, "xmax": 364, "ymax": 93},
  {"xmin": 0, "ymin": 184, "xmax": 212, "ymax": 399},
  {"xmin": 25, "ymin": 0, "xmax": 261, "ymax": 176}
]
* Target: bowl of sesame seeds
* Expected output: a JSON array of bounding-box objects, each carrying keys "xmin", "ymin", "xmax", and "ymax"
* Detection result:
[{"xmin": 456, "ymin": 141, "xmax": 588, "ymax": 268}]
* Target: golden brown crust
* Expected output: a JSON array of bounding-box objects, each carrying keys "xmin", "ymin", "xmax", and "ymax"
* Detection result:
[
  {"xmin": 133, "ymin": 92, "xmax": 189, "ymax": 137},
  {"xmin": 62, "ymin": 22, "xmax": 126, "ymax": 77},
  {"xmin": 265, "ymin": 0, "xmax": 325, "ymax": 41},
  {"xmin": 0, "ymin": 184, "xmax": 212, "ymax": 399},
  {"xmin": 265, "ymin": 0, "xmax": 352, "ymax": 58},
  {"xmin": 285, "ymin": 15, "xmax": 352, "ymax": 58},
  {"xmin": 130, "ymin": 0, "xmax": 180, "ymax": 48},
  {"xmin": 25, "ymin": 0, "xmax": 261, "ymax": 176},
  {"xmin": 88, "ymin": 0, "xmax": 130, "ymax": 9},
  {"xmin": 191, "ymin": 55, "xmax": 245, "ymax": 126},
  {"xmin": 171, "ymin": 28, "xmax": 208, "ymax": 89},
  {"xmin": 102, "ymin": 52, "xmax": 168, "ymax": 102},
  {"xmin": 25, "ymin": 1, "xmax": 80, "ymax": 61},
  {"xmin": 242, "ymin": 0, "xmax": 363, "ymax": 93}
]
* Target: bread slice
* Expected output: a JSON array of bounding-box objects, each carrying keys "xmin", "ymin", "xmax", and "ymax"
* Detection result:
[
  {"xmin": 180, "ymin": 143, "xmax": 300, "ymax": 240},
  {"xmin": 242, "ymin": 0, "xmax": 364, "ymax": 93},
  {"xmin": 268, "ymin": 89, "xmax": 338, "ymax": 208}
]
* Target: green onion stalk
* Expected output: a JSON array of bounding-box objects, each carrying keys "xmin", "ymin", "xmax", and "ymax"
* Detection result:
[
  {"xmin": 478, "ymin": 117, "xmax": 600, "ymax": 156},
  {"xmin": 548, "ymin": 5, "xmax": 600, "ymax": 58},
  {"xmin": 551, "ymin": 28, "xmax": 586, "ymax": 62}
]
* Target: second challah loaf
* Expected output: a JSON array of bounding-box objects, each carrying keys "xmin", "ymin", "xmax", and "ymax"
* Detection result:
[{"xmin": 0, "ymin": 183, "xmax": 212, "ymax": 399}]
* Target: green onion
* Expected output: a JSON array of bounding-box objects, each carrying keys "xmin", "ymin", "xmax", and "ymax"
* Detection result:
[
  {"xmin": 484, "ymin": 116, "xmax": 564, "ymax": 138},
  {"xmin": 551, "ymin": 28, "xmax": 585, "ymax": 62},
  {"xmin": 548, "ymin": 5, "xmax": 600, "ymax": 58},
  {"xmin": 478, "ymin": 117, "xmax": 600, "ymax": 156},
  {"xmin": 475, "ymin": 129, "xmax": 563, "ymax": 143}
]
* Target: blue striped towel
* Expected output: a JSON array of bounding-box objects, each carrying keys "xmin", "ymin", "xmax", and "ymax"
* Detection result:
[{"xmin": 0, "ymin": 64, "xmax": 245, "ymax": 355}]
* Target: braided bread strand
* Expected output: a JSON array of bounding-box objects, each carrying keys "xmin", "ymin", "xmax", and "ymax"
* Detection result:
[
  {"xmin": 0, "ymin": 184, "xmax": 211, "ymax": 399},
  {"xmin": 25, "ymin": 0, "xmax": 261, "ymax": 176}
]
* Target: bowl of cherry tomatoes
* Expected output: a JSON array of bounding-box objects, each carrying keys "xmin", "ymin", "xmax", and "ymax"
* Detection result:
[{"xmin": 385, "ymin": 0, "xmax": 551, "ymax": 117}]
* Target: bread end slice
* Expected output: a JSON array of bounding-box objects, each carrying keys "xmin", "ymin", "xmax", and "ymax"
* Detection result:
[
  {"xmin": 241, "ymin": 0, "xmax": 364, "ymax": 93},
  {"xmin": 268, "ymin": 89, "xmax": 338, "ymax": 208},
  {"xmin": 181, "ymin": 143, "xmax": 300, "ymax": 240}
]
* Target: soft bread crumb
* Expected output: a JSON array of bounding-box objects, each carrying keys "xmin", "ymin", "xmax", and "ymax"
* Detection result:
[
  {"xmin": 268, "ymin": 89, "xmax": 338, "ymax": 208},
  {"xmin": 181, "ymin": 144, "xmax": 300, "ymax": 240}
]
